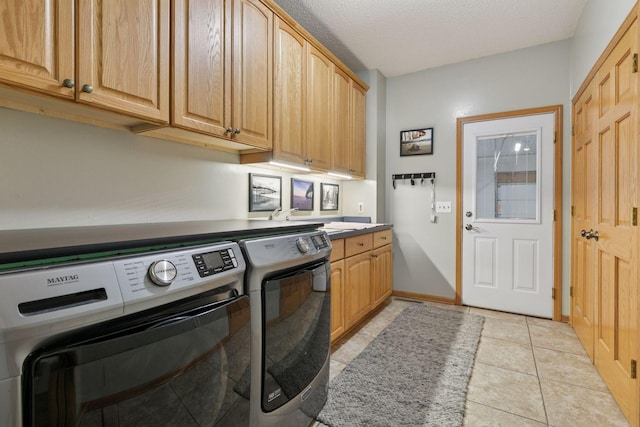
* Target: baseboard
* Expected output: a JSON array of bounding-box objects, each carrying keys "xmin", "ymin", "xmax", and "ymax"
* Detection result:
[
  {"xmin": 561, "ymin": 314, "xmax": 570, "ymax": 323},
  {"xmin": 392, "ymin": 290, "xmax": 456, "ymax": 305}
]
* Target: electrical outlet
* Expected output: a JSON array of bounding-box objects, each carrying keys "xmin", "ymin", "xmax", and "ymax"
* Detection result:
[
  {"xmin": 357, "ymin": 202, "xmax": 364, "ymax": 213},
  {"xmin": 436, "ymin": 201, "xmax": 452, "ymax": 213}
]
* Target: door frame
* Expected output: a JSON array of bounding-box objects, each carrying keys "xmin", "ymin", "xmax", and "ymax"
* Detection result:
[{"xmin": 455, "ymin": 105, "xmax": 563, "ymax": 321}]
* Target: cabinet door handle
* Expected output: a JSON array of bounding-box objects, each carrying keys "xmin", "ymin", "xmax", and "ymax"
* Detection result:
[
  {"xmin": 234, "ymin": 128, "xmax": 241, "ymax": 134},
  {"xmin": 81, "ymin": 84, "xmax": 93, "ymax": 93},
  {"xmin": 371, "ymin": 254, "xmax": 378, "ymax": 258},
  {"xmin": 62, "ymin": 79, "xmax": 75, "ymax": 88},
  {"xmin": 226, "ymin": 127, "xmax": 233, "ymax": 133},
  {"xmin": 357, "ymin": 242, "xmax": 364, "ymax": 247}
]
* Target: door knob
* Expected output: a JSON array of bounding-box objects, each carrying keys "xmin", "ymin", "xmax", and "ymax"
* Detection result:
[
  {"xmin": 581, "ymin": 229, "xmax": 600, "ymax": 241},
  {"xmin": 465, "ymin": 224, "xmax": 473, "ymax": 231}
]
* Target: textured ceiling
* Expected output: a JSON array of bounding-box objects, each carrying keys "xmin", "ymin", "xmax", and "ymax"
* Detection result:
[{"xmin": 273, "ymin": 0, "xmax": 587, "ymax": 77}]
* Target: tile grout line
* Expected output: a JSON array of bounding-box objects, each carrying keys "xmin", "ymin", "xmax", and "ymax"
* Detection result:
[{"xmin": 527, "ymin": 316, "xmax": 550, "ymax": 426}]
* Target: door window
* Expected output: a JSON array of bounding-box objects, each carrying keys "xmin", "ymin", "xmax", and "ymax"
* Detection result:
[{"xmin": 475, "ymin": 131, "xmax": 540, "ymax": 222}]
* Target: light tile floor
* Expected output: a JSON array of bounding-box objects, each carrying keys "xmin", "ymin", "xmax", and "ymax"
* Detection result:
[{"xmin": 323, "ymin": 298, "xmax": 629, "ymax": 427}]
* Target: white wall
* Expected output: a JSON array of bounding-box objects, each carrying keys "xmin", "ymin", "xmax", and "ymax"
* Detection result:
[
  {"xmin": 570, "ymin": 0, "xmax": 636, "ymax": 97},
  {"xmin": 0, "ymin": 108, "xmax": 343, "ymax": 230},
  {"xmin": 386, "ymin": 40, "xmax": 572, "ymax": 310}
]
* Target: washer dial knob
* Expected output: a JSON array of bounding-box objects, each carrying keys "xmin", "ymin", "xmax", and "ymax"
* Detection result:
[
  {"xmin": 148, "ymin": 260, "xmax": 178, "ymax": 286},
  {"xmin": 296, "ymin": 238, "xmax": 310, "ymax": 253}
]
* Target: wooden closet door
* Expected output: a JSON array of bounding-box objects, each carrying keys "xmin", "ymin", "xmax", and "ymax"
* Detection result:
[
  {"xmin": 571, "ymin": 80, "xmax": 598, "ymax": 360},
  {"xmin": 593, "ymin": 19, "xmax": 638, "ymax": 424}
]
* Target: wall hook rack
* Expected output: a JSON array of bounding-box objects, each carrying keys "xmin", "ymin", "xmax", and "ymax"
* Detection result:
[{"xmin": 392, "ymin": 172, "xmax": 435, "ymax": 189}]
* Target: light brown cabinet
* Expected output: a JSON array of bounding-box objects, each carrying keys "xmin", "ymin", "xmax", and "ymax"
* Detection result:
[
  {"xmin": 168, "ymin": 0, "xmax": 272, "ymax": 149},
  {"xmin": 330, "ymin": 229, "xmax": 393, "ymax": 343},
  {"xmin": 0, "ymin": 0, "xmax": 74, "ymax": 99},
  {"xmin": 78, "ymin": 0, "xmax": 169, "ymax": 122},
  {"xmin": 241, "ymin": 25, "xmax": 334, "ymax": 169},
  {"xmin": 230, "ymin": 0, "xmax": 273, "ymax": 148},
  {"xmin": 172, "ymin": 0, "xmax": 227, "ymax": 137},
  {"xmin": 272, "ymin": 17, "xmax": 306, "ymax": 166},
  {"xmin": 344, "ymin": 251, "xmax": 372, "ymax": 329},
  {"xmin": 331, "ymin": 68, "xmax": 367, "ymax": 178},
  {"xmin": 0, "ymin": 0, "xmax": 169, "ymax": 123},
  {"xmin": 304, "ymin": 45, "xmax": 333, "ymax": 171},
  {"xmin": 350, "ymin": 82, "xmax": 367, "ymax": 178},
  {"xmin": 331, "ymin": 68, "xmax": 351, "ymax": 175},
  {"xmin": 330, "ymin": 259, "xmax": 345, "ymax": 342},
  {"xmin": 371, "ymin": 233, "xmax": 393, "ymax": 307}
]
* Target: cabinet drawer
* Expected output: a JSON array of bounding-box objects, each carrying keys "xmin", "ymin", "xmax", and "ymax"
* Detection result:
[
  {"xmin": 345, "ymin": 233, "xmax": 373, "ymax": 257},
  {"xmin": 373, "ymin": 229, "xmax": 393, "ymax": 248},
  {"xmin": 330, "ymin": 239, "xmax": 345, "ymax": 262}
]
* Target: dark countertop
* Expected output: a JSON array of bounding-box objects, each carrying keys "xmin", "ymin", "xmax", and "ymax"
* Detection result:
[
  {"xmin": 0, "ymin": 220, "xmax": 323, "ymax": 268},
  {"xmin": 319, "ymin": 223, "xmax": 393, "ymax": 240}
]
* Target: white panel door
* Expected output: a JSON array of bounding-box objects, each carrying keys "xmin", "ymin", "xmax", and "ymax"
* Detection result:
[{"xmin": 462, "ymin": 113, "xmax": 555, "ymax": 318}]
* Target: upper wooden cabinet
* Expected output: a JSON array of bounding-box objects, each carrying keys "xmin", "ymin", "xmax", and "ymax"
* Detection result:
[
  {"xmin": 0, "ymin": 0, "xmax": 364, "ymax": 157},
  {"xmin": 0, "ymin": 0, "xmax": 169, "ymax": 123},
  {"xmin": 331, "ymin": 67, "xmax": 351, "ymax": 175},
  {"xmin": 305, "ymin": 45, "xmax": 333, "ymax": 171},
  {"xmin": 172, "ymin": 0, "xmax": 272, "ymax": 149},
  {"xmin": 350, "ymin": 82, "xmax": 367, "ymax": 178},
  {"xmin": 272, "ymin": 17, "xmax": 306, "ymax": 165},
  {"xmin": 231, "ymin": 0, "xmax": 273, "ymax": 149},
  {"xmin": 0, "ymin": 0, "xmax": 74, "ymax": 99},
  {"xmin": 172, "ymin": 0, "xmax": 228, "ymax": 137},
  {"xmin": 77, "ymin": 0, "xmax": 169, "ymax": 122},
  {"xmin": 331, "ymin": 68, "xmax": 367, "ymax": 178}
]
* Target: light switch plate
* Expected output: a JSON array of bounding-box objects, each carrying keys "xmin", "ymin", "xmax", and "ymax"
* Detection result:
[{"xmin": 436, "ymin": 201, "xmax": 452, "ymax": 213}]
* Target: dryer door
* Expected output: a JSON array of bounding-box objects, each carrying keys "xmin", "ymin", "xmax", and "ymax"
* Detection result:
[{"xmin": 22, "ymin": 290, "xmax": 250, "ymax": 427}]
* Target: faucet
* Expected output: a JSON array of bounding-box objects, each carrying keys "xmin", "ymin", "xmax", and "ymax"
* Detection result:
[
  {"xmin": 269, "ymin": 207, "xmax": 298, "ymax": 220},
  {"xmin": 268, "ymin": 208, "xmax": 281, "ymax": 220}
]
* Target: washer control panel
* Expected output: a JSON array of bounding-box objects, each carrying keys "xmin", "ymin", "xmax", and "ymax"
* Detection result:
[
  {"xmin": 113, "ymin": 241, "xmax": 245, "ymax": 312},
  {"xmin": 192, "ymin": 248, "xmax": 238, "ymax": 277}
]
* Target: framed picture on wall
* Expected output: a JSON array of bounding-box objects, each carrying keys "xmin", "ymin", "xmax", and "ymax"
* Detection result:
[
  {"xmin": 320, "ymin": 183, "xmax": 339, "ymax": 210},
  {"xmin": 249, "ymin": 173, "xmax": 282, "ymax": 212},
  {"xmin": 291, "ymin": 178, "xmax": 314, "ymax": 211},
  {"xmin": 400, "ymin": 127, "xmax": 434, "ymax": 156}
]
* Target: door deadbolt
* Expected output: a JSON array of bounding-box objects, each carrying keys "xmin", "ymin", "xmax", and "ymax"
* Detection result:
[{"xmin": 465, "ymin": 211, "xmax": 473, "ymax": 217}]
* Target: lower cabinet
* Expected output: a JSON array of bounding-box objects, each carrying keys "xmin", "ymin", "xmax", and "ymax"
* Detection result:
[
  {"xmin": 371, "ymin": 244, "xmax": 393, "ymax": 307},
  {"xmin": 344, "ymin": 251, "xmax": 372, "ymax": 329},
  {"xmin": 330, "ymin": 259, "xmax": 345, "ymax": 342},
  {"xmin": 330, "ymin": 229, "xmax": 393, "ymax": 344}
]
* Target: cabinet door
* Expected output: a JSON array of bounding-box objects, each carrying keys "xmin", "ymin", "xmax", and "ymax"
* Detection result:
[
  {"xmin": 231, "ymin": 0, "xmax": 272, "ymax": 149},
  {"xmin": 77, "ymin": 0, "xmax": 169, "ymax": 122},
  {"xmin": 330, "ymin": 260, "xmax": 345, "ymax": 343},
  {"xmin": 273, "ymin": 17, "xmax": 306, "ymax": 165},
  {"xmin": 344, "ymin": 252, "xmax": 372, "ymax": 328},
  {"xmin": 371, "ymin": 244, "xmax": 393, "ymax": 308},
  {"xmin": 306, "ymin": 46, "xmax": 332, "ymax": 171},
  {"xmin": 350, "ymin": 82, "xmax": 367, "ymax": 177},
  {"xmin": 0, "ymin": 0, "xmax": 74, "ymax": 98},
  {"xmin": 331, "ymin": 67, "xmax": 351, "ymax": 174},
  {"xmin": 172, "ymin": 0, "xmax": 229, "ymax": 137}
]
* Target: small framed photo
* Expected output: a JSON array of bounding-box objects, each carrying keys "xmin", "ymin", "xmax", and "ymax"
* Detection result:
[
  {"xmin": 400, "ymin": 127, "xmax": 433, "ymax": 156},
  {"xmin": 249, "ymin": 173, "xmax": 282, "ymax": 212},
  {"xmin": 291, "ymin": 178, "xmax": 314, "ymax": 211},
  {"xmin": 321, "ymin": 183, "xmax": 339, "ymax": 211}
]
